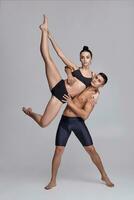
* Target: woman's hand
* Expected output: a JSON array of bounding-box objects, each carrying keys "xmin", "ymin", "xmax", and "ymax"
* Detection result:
[
  {"xmin": 65, "ymin": 66, "xmax": 75, "ymax": 85},
  {"xmin": 67, "ymin": 75, "xmax": 75, "ymax": 85}
]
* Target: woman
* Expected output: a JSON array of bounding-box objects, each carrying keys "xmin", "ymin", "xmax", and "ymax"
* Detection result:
[{"xmin": 22, "ymin": 16, "xmax": 98, "ymax": 127}]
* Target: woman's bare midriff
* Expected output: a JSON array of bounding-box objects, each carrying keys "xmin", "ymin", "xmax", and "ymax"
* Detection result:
[{"xmin": 64, "ymin": 78, "xmax": 86, "ymax": 97}]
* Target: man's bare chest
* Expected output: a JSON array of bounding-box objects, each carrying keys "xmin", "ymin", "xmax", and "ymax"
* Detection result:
[{"xmin": 75, "ymin": 89, "xmax": 95, "ymax": 106}]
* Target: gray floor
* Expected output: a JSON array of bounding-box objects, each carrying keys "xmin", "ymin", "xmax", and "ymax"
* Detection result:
[
  {"xmin": 0, "ymin": 135, "xmax": 134, "ymax": 200},
  {"xmin": 0, "ymin": 160, "xmax": 134, "ymax": 200}
]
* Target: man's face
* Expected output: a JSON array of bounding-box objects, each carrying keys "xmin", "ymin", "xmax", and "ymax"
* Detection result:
[{"xmin": 91, "ymin": 74, "xmax": 105, "ymax": 88}]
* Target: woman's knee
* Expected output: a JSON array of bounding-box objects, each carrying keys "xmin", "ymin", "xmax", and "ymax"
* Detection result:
[
  {"xmin": 43, "ymin": 53, "xmax": 53, "ymax": 65},
  {"xmin": 40, "ymin": 49, "xmax": 52, "ymax": 64},
  {"xmin": 39, "ymin": 118, "xmax": 49, "ymax": 128}
]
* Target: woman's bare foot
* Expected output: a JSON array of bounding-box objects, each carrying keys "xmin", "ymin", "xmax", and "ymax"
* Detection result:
[
  {"xmin": 22, "ymin": 107, "xmax": 32, "ymax": 116},
  {"xmin": 44, "ymin": 181, "xmax": 56, "ymax": 190},
  {"xmin": 39, "ymin": 15, "xmax": 48, "ymax": 31},
  {"xmin": 101, "ymin": 176, "xmax": 114, "ymax": 187}
]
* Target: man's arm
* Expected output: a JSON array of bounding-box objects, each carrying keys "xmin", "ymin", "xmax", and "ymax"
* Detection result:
[
  {"xmin": 62, "ymin": 95, "xmax": 95, "ymax": 120},
  {"xmin": 92, "ymin": 91, "xmax": 100, "ymax": 104},
  {"xmin": 68, "ymin": 100, "xmax": 95, "ymax": 120}
]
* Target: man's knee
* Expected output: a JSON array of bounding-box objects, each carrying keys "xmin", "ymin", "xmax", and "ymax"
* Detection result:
[
  {"xmin": 55, "ymin": 146, "xmax": 65, "ymax": 155},
  {"xmin": 84, "ymin": 145, "xmax": 96, "ymax": 154}
]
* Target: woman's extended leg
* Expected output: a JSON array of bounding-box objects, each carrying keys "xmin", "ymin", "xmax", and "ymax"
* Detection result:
[
  {"xmin": 39, "ymin": 15, "xmax": 62, "ymax": 90},
  {"xmin": 22, "ymin": 16, "xmax": 64, "ymax": 126},
  {"xmin": 22, "ymin": 96, "xmax": 62, "ymax": 127}
]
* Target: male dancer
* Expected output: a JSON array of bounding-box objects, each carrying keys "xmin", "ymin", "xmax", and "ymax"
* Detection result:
[{"xmin": 45, "ymin": 72, "xmax": 114, "ymax": 190}]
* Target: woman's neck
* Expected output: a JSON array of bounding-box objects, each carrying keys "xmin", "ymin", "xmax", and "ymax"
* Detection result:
[{"xmin": 81, "ymin": 64, "xmax": 90, "ymax": 70}]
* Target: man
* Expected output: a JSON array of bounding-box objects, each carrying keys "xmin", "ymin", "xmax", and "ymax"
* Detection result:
[{"xmin": 45, "ymin": 72, "xmax": 114, "ymax": 190}]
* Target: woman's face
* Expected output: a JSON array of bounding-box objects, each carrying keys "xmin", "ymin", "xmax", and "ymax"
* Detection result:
[{"xmin": 80, "ymin": 51, "xmax": 92, "ymax": 67}]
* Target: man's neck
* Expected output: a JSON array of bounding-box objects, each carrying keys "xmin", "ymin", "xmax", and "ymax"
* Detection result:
[{"xmin": 87, "ymin": 86, "xmax": 98, "ymax": 92}]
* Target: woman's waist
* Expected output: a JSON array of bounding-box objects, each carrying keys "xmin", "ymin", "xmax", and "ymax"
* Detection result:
[{"xmin": 64, "ymin": 79, "xmax": 85, "ymax": 97}]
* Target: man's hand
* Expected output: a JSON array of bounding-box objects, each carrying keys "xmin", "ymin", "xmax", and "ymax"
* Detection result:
[{"xmin": 62, "ymin": 94, "xmax": 73, "ymax": 105}]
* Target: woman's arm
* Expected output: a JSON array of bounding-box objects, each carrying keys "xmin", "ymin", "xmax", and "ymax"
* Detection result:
[
  {"xmin": 65, "ymin": 66, "xmax": 76, "ymax": 85},
  {"xmin": 48, "ymin": 31, "xmax": 77, "ymax": 70}
]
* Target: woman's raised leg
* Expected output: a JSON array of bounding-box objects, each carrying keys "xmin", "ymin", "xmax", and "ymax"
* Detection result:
[
  {"xmin": 22, "ymin": 16, "xmax": 64, "ymax": 127},
  {"xmin": 39, "ymin": 15, "xmax": 62, "ymax": 90},
  {"xmin": 22, "ymin": 96, "xmax": 62, "ymax": 127}
]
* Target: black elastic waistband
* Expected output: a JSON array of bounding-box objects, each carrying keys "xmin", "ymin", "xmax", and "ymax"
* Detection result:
[{"xmin": 62, "ymin": 115, "xmax": 83, "ymax": 121}]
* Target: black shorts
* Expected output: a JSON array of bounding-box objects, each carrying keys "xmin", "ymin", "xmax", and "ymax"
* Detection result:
[
  {"xmin": 51, "ymin": 79, "xmax": 68, "ymax": 103},
  {"xmin": 55, "ymin": 115, "xmax": 93, "ymax": 146}
]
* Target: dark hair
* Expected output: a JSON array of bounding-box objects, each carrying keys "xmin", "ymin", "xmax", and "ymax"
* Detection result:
[
  {"xmin": 80, "ymin": 46, "xmax": 93, "ymax": 59},
  {"xmin": 98, "ymin": 72, "xmax": 108, "ymax": 85}
]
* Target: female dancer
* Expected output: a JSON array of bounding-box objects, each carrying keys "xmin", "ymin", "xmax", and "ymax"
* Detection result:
[{"xmin": 22, "ymin": 16, "xmax": 98, "ymax": 127}]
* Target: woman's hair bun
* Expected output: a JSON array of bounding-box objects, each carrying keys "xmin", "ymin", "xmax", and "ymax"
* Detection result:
[
  {"xmin": 83, "ymin": 46, "xmax": 89, "ymax": 51},
  {"xmin": 80, "ymin": 45, "xmax": 93, "ymax": 58}
]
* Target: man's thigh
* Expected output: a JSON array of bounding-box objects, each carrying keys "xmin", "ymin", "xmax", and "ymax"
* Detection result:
[{"xmin": 73, "ymin": 119, "xmax": 93, "ymax": 146}]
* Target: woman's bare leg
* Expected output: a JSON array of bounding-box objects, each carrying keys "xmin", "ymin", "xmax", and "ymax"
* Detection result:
[
  {"xmin": 45, "ymin": 146, "xmax": 65, "ymax": 190},
  {"xmin": 22, "ymin": 16, "xmax": 65, "ymax": 126},
  {"xmin": 39, "ymin": 15, "xmax": 62, "ymax": 90},
  {"xmin": 22, "ymin": 96, "xmax": 62, "ymax": 127}
]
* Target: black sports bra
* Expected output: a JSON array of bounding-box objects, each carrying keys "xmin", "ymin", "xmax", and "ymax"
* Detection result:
[{"xmin": 72, "ymin": 69, "xmax": 92, "ymax": 87}]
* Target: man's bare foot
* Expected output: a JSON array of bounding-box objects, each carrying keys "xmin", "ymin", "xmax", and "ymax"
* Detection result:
[
  {"xmin": 101, "ymin": 176, "xmax": 114, "ymax": 187},
  {"xmin": 44, "ymin": 181, "xmax": 56, "ymax": 190},
  {"xmin": 39, "ymin": 14, "xmax": 48, "ymax": 31},
  {"xmin": 22, "ymin": 107, "xmax": 32, "ymax": 116}
]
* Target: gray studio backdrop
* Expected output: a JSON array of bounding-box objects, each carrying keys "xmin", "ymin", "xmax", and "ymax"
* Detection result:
[{"xmin": 0, "ymin": 0, "xmax": 134, "ymax": 192}]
